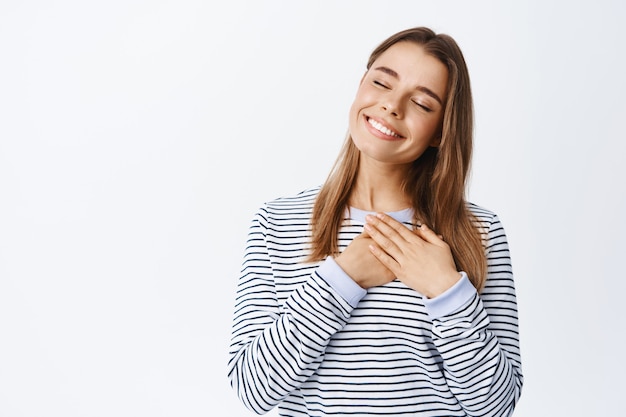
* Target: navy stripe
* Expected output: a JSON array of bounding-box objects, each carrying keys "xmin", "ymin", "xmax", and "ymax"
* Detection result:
[{"xmin": 228, "ymin": 186, "xmax": 523, "ymax": 416}]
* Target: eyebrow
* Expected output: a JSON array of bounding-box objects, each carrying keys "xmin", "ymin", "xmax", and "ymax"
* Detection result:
[{"xmin": 373, "ymin": 66, "xmax": 444, "ymax": 106}]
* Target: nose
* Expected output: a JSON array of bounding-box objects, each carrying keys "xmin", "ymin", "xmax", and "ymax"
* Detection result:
[{"xmin": 381, "ymin": 95, "xmax": 402, "ymax": 118}]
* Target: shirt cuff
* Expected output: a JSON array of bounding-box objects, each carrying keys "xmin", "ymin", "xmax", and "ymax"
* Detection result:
[
  {"xmin": 422, "ymin": 272, "xmax": 476, "ymax": 319},
  {"xmin": 316, "ymin": 257, "xmax": 367, "ymax": 308}
]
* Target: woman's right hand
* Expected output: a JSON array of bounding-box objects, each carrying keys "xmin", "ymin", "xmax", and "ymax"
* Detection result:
[{"xmin": 334, "ymin": 232, "xmax": 396, "ymax": 289}]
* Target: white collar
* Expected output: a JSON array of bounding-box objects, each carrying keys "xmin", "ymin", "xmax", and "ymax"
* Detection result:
[{"xmin": 347, "ymin": 206, "xmax": 414, "ymax": 224}]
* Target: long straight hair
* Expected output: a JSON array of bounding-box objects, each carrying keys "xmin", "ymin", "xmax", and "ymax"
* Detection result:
[{"xmin": 309, "ymin": 27, "xmax": 487, "ymax": 291}]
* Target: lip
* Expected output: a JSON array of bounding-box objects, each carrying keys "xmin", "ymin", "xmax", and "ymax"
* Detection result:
[{"xmin": 364, "ymin": 115, "xmax": 405, "ymax": 141}]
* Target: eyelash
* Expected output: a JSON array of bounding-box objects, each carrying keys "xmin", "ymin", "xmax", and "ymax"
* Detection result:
[
  {"xmin": 413, "ymin": 101, "xmax": 432, "ymax": 112},
  {"xmin": 373, "ymin": 80, "xmax": 433, "ymax": 112}
]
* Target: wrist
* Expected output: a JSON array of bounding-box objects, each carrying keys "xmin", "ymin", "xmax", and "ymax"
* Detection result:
[{"xmin": 423, "ymin": 270, "xmax": 462, "ymax": 299}]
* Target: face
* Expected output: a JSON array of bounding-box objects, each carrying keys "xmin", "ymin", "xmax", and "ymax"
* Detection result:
[{"xmin": 349, "ymin": 41, "xmax": 448, "ymax": 166}]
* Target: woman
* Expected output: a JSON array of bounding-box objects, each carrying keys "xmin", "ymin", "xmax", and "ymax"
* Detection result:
[{"xmin": 227, "ymin": 27, "xmax": 523, "ymax": 416}]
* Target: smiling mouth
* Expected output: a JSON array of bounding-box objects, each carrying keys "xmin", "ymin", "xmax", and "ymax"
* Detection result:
[{"xmin": 367, "ymin": 117, "xmax": 403, "ymax": 138}]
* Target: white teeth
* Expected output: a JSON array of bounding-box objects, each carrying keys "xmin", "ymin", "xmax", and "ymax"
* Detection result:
[{"xmin": 368, "ymin": 118, "xmax": 400, "ymax": 137}]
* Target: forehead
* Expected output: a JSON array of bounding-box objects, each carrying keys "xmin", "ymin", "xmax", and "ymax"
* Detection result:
[{"xmin": 371, "ymin": 42, "xmax": 448, "ymax": 98}]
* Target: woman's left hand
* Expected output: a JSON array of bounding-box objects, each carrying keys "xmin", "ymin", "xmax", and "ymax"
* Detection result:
[{"xmin": 364, "ymin": 213, "xmax": 462, "ymax": 298}]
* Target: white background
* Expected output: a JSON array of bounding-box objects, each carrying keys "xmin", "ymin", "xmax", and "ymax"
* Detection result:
[{"xmin": 1, "ymin": 1, "xmax": 624, "ymax": 415}]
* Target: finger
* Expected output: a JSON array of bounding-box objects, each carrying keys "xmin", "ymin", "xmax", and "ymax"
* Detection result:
[
  {"xmin": 363, "ymin": 222, "xmax": 401, "ymax": 258},
  {"xmin": 415, "ymin": 223, "xmax": 446, "ymax": 246},
  {"xmin": 366, "ymin": 213, "xmax": 415, "ymax": 242},
  {"xmin": 368, "ymin": 243, "xmax": 400, "ymax": 275}
]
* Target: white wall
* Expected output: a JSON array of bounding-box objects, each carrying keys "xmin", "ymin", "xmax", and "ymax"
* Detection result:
[{"xmin": 1, "ymin": 1, "xmax": 624, "ymax": 415}]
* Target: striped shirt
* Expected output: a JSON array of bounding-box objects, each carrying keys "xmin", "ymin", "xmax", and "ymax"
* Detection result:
[{"xmin": 228, "ymin": 186, "xmax": 523, "ymax": 416}]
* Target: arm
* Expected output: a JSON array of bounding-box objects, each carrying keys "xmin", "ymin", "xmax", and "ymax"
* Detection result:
[
  {"xmin": 227, "ymin": 207, "xmax": 360, "ymax": 414},
  {"xmin": 424, "ymin": 214, "xmax": 523, "ymax": 416},
  {"xmin": 365, "ymin": 212, "xmax": 523, "ymax": 416}
]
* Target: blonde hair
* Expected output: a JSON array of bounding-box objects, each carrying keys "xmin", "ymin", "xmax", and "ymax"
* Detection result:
[{"xmin": 309, "ymin": 27, "xmax": 487, "ymax": 291}]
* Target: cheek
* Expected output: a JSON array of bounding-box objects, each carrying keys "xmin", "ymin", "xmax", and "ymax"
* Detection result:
[
  {"xmin": 348, "ymin": 87, "xmax": 375, "ymax": 128},
  {"xmin": 408, "ymin": 117, "xmax": 441, "ymax": 140}
]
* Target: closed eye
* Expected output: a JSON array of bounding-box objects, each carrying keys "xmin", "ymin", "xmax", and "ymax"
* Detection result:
[
  {"xmin": 413, "ymin": 100, "xmax": 432, "ymax": 112},
  {"xmin": 373, "ymin": 80, "xmax": 389, "ymax": 89}
]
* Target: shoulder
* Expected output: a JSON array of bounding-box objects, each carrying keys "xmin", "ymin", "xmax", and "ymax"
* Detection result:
[
  {"xmin": 466, "ymin": 201, "xmax": 499, "ymax": 225},
  {"xmin": 264, "ymin": 185, "xmax": 321, "ymax": 209},
  {"xmin": 466, "ymin": 201, "xmax": 510, "ymax": 248},
  {"xmin": 255, "ymin": 185, "xmax": 321, "ymax": 222},
  {"xmin": 466, "ymin": 200, "xmax": 505, "ymax": 234}
]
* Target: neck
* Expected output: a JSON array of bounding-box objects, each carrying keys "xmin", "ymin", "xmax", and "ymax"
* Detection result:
[{"xmin": 349, "ymin": 158, "xmax": 412, "ymax": 212}]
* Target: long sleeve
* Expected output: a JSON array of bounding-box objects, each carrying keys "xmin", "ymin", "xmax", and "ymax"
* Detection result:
[
  {"xmin": 425, "ymin": 213, "xmax": 523, "ymax": 416},
  {"xmin": 226, "ymin": 189, "xmax": 523, "ymax": 416},
  {"xmin": 227, "ymin": 207, "xmax": 356, "ymax": 414}
]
